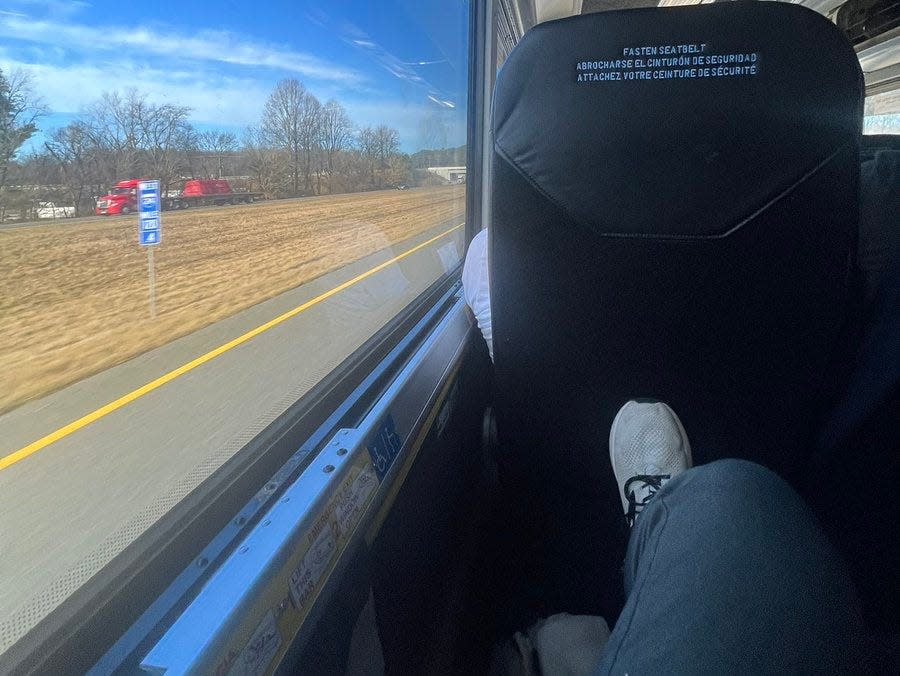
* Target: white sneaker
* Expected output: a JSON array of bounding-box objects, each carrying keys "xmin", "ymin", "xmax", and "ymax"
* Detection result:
[{"xmin": 609, "ymin": 400, "xmax": 693, "ymax": 526}]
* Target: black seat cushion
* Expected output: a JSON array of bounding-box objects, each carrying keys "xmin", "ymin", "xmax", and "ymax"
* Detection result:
[{"xmin": 810, "ymin": 137, "xmax": 900, "ymax": 633}]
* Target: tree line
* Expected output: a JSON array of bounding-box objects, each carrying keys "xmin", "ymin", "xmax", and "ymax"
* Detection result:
[{"xmin": 0, "ymin": 69, "xmax": 465, "ymax": 220}]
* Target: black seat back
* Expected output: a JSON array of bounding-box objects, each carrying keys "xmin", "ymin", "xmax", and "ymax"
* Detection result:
[{"xmin": 490, "ymin": 3, "xmax": 863, "ymax": 617}]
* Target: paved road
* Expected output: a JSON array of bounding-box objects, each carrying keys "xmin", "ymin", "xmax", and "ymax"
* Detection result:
[{"xmin": 0, "ymin": 217, "xmax": 464, "ymax": 653}]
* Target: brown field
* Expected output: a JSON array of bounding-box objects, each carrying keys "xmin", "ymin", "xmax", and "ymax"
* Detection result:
[{"xmin": 0, "ymin": 186, "xmax": 465, "ymax": 414}]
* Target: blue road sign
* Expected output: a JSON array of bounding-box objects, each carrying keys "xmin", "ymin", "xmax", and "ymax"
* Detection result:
[{"xmin": 138, "ymin": 180, "xmax": 161, "ymax": 246}]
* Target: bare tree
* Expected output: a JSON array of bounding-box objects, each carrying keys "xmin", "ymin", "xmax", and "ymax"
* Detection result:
[
  {"xmin": 262, "ymin": 79, "xmax": 306, "ymax": 196},
  {"xmin": 373, "ymin": 125, "xmax": 399, "ymax": 163},
  {"xmin": 139, "ymin": 101, "xmax": 193, "ymax": 192},
  {"xmin": 357, "ymin": 126, "xmax": 379, "ymax": 189},
  {"xmin": 44, "ymin": 122, "xmax": 100, "ymax": 215},
  {"xmin": 298, "ymin": 92, "xmax": 322, "ymax": 194},
  {"xmin": 318, "ymin": 99, "xmax": 354, "ymax": 193},
  {"xmin": 385, "ymin": 153, "xmax": 412, "ymax": 188},
  {"xmin": 242, "ymin": 126, "xmax": 287, "ymax": 198},
  {"xmin": 334, "ymin": 148, "xmax": 371, "ymax": 193},
  {"xmin": 196, "ymin": 130, "xmax": 238, "ymax": 178},
  {"xmin": 371, "ymin": 125, "xmax": 400, "ymax": 189},
  {"xmin": 79, "ymin": 91, "xmax": 143, "ymax": 187},
  {"xmin": 0, "ymin": 68, "xmax": 45, "ymax": 218}
]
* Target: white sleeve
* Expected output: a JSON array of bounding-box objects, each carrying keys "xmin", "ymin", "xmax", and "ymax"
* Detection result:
[{"xmin": 462, "ymin": 229, "xmax": 493, "ymax": 360}]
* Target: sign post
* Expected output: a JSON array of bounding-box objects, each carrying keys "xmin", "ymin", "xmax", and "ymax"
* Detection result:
[{"xmin": 138, "ymin": 180, "xmax": 161, "ymax": 319}]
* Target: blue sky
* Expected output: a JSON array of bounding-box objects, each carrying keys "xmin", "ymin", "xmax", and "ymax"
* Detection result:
[{"xmin": 0, "ymin": 0, "xmax": 470, "ymax": 153}]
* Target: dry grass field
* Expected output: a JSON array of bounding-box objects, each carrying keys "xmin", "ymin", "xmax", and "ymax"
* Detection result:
[{"xmin": 0, "ymin": 186, "xmax": 465, "ymax": 414}]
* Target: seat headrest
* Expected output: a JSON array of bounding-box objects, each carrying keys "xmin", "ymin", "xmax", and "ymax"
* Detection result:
[{"xmin": 493, "ymin": 3, "xmax": 863, "ymax": 239}]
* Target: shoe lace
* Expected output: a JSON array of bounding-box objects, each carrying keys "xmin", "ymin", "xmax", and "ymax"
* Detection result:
[{"xmin": 624, "ymin": 474, "xmax": 670, "ymax": 527}]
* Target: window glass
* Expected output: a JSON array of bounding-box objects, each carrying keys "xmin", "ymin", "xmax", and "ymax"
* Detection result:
[
  {"xmin": 0, "ymin": 0, "xmax": 468, "ymax": 653},
  {"xmin": 863, "ymin": 89, "xmax": 900, "ymax": 134}
]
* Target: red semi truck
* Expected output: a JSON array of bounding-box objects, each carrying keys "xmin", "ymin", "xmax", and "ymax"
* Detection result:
[{"xmin": 95, "ymin": 179, "xmax": 261, "ymax": 215}]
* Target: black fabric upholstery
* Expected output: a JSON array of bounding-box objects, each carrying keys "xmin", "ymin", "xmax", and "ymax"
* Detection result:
[
  {"xmin": 810, "ymin": 136, "xmax": 900, "ymax": 633},
  {"xmin": 490, "ymin": 3, "xmax": 863, "ymax": 620}
]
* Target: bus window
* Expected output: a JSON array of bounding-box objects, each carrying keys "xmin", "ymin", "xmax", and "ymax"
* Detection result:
[
  {"xmin": 0, "ymin": 0, "xmax": 469, "ymax": 662},
  {"xmin": 864, "ymin": 90, "xmax": 900, "ymax": 134}
]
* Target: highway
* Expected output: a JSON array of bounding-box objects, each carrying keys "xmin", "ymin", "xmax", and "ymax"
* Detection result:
[{"xmin": 0, "ymin": 217, "xmax": 464, "ymax": 653}]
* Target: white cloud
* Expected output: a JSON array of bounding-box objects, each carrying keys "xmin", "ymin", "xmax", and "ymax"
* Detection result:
[
  {"xmin": 5, "ymin": 0, "xmax": 90, "ymax": 17},
  {"xmin": 0, "ymin": 7, "xmax": 465, "ymax": 154},
  {"xmin": 0, "ymin": 14, "xmax": 363, "ymax": 85},
  {"xmin": 0, "ymin": 7, "xmax": 366, "ymax": 130},
  {"xmin": 0, "ymin": 52, "xmax": 271, "ymax": 128}
]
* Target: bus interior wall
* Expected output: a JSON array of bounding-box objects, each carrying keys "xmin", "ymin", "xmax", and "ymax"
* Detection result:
[
  {"xmin": 277, "ymin": 334, "xmax": 498, "ymax": 675},
  {"xmin": 367, "ymin": 335, "xmax": 496, "ymax": 674}
]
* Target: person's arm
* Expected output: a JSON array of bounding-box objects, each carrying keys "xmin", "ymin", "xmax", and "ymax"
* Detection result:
[{"xmin": 462, "ymin": 229, "xmax": 493, "ymax": 360}]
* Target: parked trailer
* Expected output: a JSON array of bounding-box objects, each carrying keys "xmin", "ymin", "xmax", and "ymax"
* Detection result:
[
  {"xmin": 36, "ymin": 202, "xmax": 76, "ymax": 219},
  {"xmin": 95, "ymin": 179, "xmax": 261, "ymax": 215}
]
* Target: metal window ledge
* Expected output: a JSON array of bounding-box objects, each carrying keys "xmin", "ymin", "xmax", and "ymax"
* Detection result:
[{"xmin": 140, "ymin": 296, "xmax": 472, "ymax": 675}]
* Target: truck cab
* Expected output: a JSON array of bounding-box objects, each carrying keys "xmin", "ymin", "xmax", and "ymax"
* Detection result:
[{"xmin": 95, "ymin": 179, "xmax": 140, "ymax": 215}]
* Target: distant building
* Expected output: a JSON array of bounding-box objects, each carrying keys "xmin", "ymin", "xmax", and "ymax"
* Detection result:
[{"xmin": 426, "ymin": 166, "xmax": 467, "ymax": 183}]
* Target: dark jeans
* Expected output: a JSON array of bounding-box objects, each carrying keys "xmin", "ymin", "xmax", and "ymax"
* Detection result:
[{"xmin": 596, "ymin": 459, "xmax": 866, "ymax": 674}]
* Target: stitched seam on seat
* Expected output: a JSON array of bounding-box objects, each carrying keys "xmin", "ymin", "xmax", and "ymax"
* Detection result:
[{"xmin": 493, "ymin": 139, "xmax": 852, "ymax": 242}]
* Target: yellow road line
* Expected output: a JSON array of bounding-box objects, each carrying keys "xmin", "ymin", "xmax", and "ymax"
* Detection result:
[{"xmin": 0, "ymin": 223, "xmax": 464, "ymax": 472}]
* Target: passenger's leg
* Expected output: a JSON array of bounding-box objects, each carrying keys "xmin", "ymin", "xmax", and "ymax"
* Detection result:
[{"xmin": 596, "ymin": 459, "xmax": 866, "ymax": 674}]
